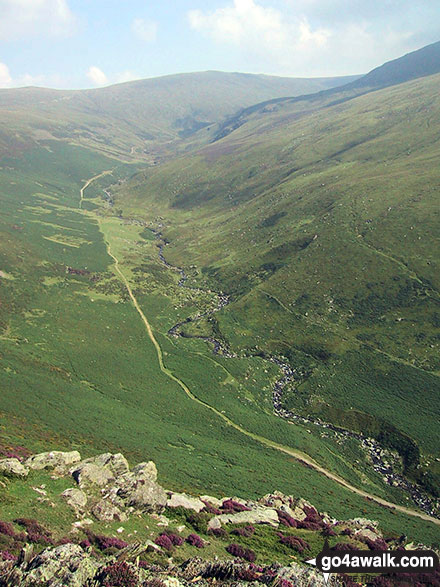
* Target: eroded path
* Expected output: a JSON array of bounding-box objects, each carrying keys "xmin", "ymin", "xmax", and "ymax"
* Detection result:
[{"xmin": 80, "ymin": 173, "xmax": 440, "ymax": 528}]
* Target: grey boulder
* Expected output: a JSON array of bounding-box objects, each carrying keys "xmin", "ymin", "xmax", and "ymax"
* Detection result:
[
  {"xmin": 25, "ymin": 451, "xmax": 81, "ymax": 471},
  {"xmin": 0, "ymin": 458, "xmax": 29, "ymax": 478},
  {"xmin": 208, "ymin": 507, "xmax": 279, "ymax": 529},
  {"xmin": 61, "ymin": 488, "xmax": 88, "ymax": 511}
]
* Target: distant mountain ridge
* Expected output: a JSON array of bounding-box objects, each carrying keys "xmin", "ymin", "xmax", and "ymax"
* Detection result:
[
  {"xmin": 0, "ymin": 71, "xmax": 357, "ymax": 162},
  {"xmin": 213, "ymin": 40, "xmax": 440, "ymax": 142}
]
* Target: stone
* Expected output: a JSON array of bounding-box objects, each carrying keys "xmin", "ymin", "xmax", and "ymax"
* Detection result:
[
  {"xmin": 277, "ymin": 561, "xmax": 328, "ymax": 586},
  {"xmin": 72, "ymin": 519, "xmax": 94, "ymax": 529},
  {"xmin": 10, "ymin": 543, "xmax": 98, "ymax": 586},
  {"xmin": 350, "ymin": 517, "xmax": 380, "ymax": 529},
  {"xmin": 164, "ymin": 579, "xmax": 184, "ymax": 587},
  {"xmin": 0, "ymin": 458, "xmax": 29, "ymax": 477},
  {"xmin": 71, "ymin": 463, "xmax": 115, "ymax": 487},
  {"xmin": 92, "ymin": 499, "xmax": 127, "ymax": 522},
  {"xmin": 167, "ymin": 492, "xmax": 205, "ymax": 512},
  {"xmin": 25, "ymin": 451, "xmax": 81, "ymax": 471},
  {"xmin": 81, "ymin": 453, "xmax": 129, "ymax": 477},
  {"xmin": 208, "ymin": 507, "xmax": 279, "ymax": 529},
  {"xmin": 355, "ymin": 528, "xmax": 382, "ymax": 542},
  {"xmin": 61, "ymin": 488, "xmax": 88, "ymax": 511},
  {"xmin": 118, "ymin": 479, "xmax": 167, "ymax": 512},
  {"xmin": 132, "ymin": 461, "xmax": 157, "ymax": 481},
  {"xmin": 200, "ymin": 495, "xmax": 223, "ymax": 508}
]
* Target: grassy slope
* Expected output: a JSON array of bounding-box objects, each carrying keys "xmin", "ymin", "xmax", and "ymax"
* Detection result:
[
  {"xmin": 0, "ymin": 139, "xmax": 439, "ymax": 544},
  {"xmin": 0, "ymin": 71, "xmax": 356, "ymax": 163},
  {"xmin": 116, "ymin": 73, "xmax": 440, "ymax": 489}
]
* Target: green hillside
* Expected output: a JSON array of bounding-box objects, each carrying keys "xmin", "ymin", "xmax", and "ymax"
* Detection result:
[
  {"xmin": 116, "ymin": 72, "xmax": 440, "ymax": 498},
  {"xmin": 0, "ymin": 71, "xmax": 356, "ymax": 163},
  {"xmin": 0, "ymin": 45, "xmax": 439, "ymax": 548}
]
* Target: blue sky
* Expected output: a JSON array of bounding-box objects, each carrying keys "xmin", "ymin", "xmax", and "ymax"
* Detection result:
[{"xmin": 0, "ymin": 0, "xmax": 439, "ymax": 88}]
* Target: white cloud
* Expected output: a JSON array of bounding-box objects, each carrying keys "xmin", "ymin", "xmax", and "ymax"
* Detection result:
[
  {"xmin": 187, "ymin": 0, "xmax": 421, "ymax": 76},
  {"xmin": 132, "ymin": 18, "xmax": 158, "ymax": 43},
  {"xmin": 0, "ymin": 62, "xmax": 13, "ymax": 88},
  {"xmin": 87, "ymin": 66, "xmax": 108, "ymax": 87},
  {"xmin": 0, "ymin": 63, "xmax": 51, "ymax": 88},
  {"xmin": 0, "ymin": 0, "xmax": 76, "ymax": 41},
  {"xmin": 188, "ymin": 0, "xmax": 329, "ymax": 74}
]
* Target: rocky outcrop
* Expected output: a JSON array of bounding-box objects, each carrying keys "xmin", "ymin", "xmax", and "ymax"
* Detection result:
[
  {"xmin": 200, "ymin": 495, "xmax": 223, "ymax": 508},
  {"xmin": 118, "ymin": 478, "xmax": 168, "ymax": 512},
  {"xmin": 0, "ymin": 448, "xmax": 403, "ymax": 587},
  {"xmin": 25, "ymin": 451, "xmax": 81, "ymax": 471},
  {"xmin": 167, "ymin": 492, "xmax": 205, "ymax": 512},
  {"xmin": 6, "ymin": 543, "xmax": 99, "ymax": 586},
  {"xmin": 77, "ymin": 452, "xmax": 130, "ymax": 477},
  {"xmin": 70, "ymin": 462, "xmax": 115, "ymax": 487},
  {"xmin": 132, "ymin": 461, "xmax": 158, "ymax": 481},
  {"xmin": 61, "ymin": 488, "xmax": 88, "ymax": 512},
  {"xmin": 208, "ymin": 506, "xmax": 279, "ymax": 529},
  {"xmin": 92, "ymin": 499, "xmax": 127, "ymax": 522},
  {"xmin": 0, "ymin": 458, "xmax": 29, "ymax": 478}
]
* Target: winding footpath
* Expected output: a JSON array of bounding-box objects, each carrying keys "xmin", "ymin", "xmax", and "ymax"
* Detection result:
[
  {"xmin": 79, "ymin": 170, "xmax": 113, "ymax": 209},
  {"xmin": 80, "ymin": 172, "xmax": 440, "ymax": 529}
]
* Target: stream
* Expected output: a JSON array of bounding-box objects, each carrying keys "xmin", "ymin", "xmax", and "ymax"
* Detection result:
[{"xmin": 152, "ymin": 231, "xmax": 439, "ymax": 520}]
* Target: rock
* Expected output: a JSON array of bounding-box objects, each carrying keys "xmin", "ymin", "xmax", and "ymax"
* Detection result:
[
  {"xmin": 72, "ymin": 519, "xmax": 94, "ymax": 529},
  {"xmin": 259, "ymin": 491, "xmax": 287, "ymax": 509},
  {"xmin": 164, "ymin": 579, "xmax": 184, "ymax": 587},
  {"xmin": 71, "ymin": 463, "xmax": 115, "ymax": 487},
  {"xmin": 119, "ymin": 479, "xmax": 167, "ymax": 512},
  {"xmin": 167, "ymin": 492, "xmax": 205, "ymax": 512},
  {"xmin": 0, "ymin": 458, "xmax": 29, "ymax": 477},
  {"xmin": 208, "ymin": 507, "xmax": 279, "ymax": 529},
  {"xmin": 25, "ymin": 451, "xmax": 81, "ymax": 471},
  {"xmin": 132, "ymin": 461, "xmax": 157, "ymax": 481},
  {"xmin": 355, "ymin": 528, "xmax": 382, "ymax": 542},
  {"xmin": 200, "ymin": 495, "xmax": 223, "ymax": 508},
  {"xmin": 277, "ymin": 561, "xmax": 328, "ymax": 586},
  {"xmin": 92, "ymin": 499, "xmax": 127, "ymax": 522},
  {"xmin": 61, "ymin": 488, "xmax": 88, "ymax": 511},
  {"xmin": 350, "ymin": 517, "xmax": 380, "ymax": 530},
  {"xmin": 259, "ymin": 492, "xmax": 309, "ymax": 521},
  {"xmin": 9, "ymin": 543, "xmax": 98, "ymax": 586},
  {"xmin": 81, "ymin": 453, "xmax": 129, "ymax": 477},
  {"xmin": 100, "ymin": 486, "xmax": 126, "ymax": 509}
]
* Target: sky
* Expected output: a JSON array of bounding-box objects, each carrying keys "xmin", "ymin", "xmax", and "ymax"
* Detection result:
[{"xmin": 0, "ymin": 0, "xmax": 439, "ymax": 89}]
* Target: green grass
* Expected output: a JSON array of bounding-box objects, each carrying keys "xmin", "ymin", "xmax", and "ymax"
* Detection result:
[
  {"xmin": 0, "ymin": 71, "xmax": 439, "ymax": 551},
  {"xmin": 116, "ymin": 73, "xmax": 440, "ymax": 496}
]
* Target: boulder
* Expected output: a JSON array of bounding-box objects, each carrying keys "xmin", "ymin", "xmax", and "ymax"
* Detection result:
[
  {"xmin": 61, "ymin": 488, "xmax": 88, "ymax": 511},
  {"xmin": 71, "ymin": 463, "xmax": 115, "ymax": 487},
  {"xmin": 350, "ymin": 517, "xmax": 380, "ymax": 530},
  {"xmin": 92, "ymin": 499, "xmax": 127, "ymax": 522},
  {"xmin": 80, "ymin": 453, "xmax": 129, "ymax": 477},
  {"xmin": 200, "ymin": 495, "xmax": 223, "ymax": 508},
  {"xmin": 259, "ymin": 491, "xmax": 288, "ymax": 509},
  {"xmin": 132, "ymin": 461, "xmax": 157, "ymax": 482},
  {"xmin": 167, "ymin": 492, "xmax": 205, "ymax": 512},
  {"xmin": 208, "ymin": 507, "xmax": 279, "ymax": 529},
  {"xmin": 25, "ymin": 451, "xmax": 81, "ymax": 471},
  {"xmin": 0, "ymin": 458, "xmax": 29, "ymax": 478},
  {"xmin": 277, "ymin": 561, "xmax": 328, "ymax": 586},
  {"xmin": 118, "ymin": 479, "xmax": 167, "ymax": 512},
  {"xmin": 164, "ymin": 579, "xmax": 184, "ymax": 587},
  {"xmin": 8, "ymin": 543, "xmax": 98, "ymax": 586}
]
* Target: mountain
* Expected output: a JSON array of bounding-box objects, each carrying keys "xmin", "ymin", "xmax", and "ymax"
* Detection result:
[
  {"xmin": 214, "ymin": 40, "xmax": 440, "ymax": 141},
  {"xmin": 0, "ymin": 71, "xmax": 357, "ymax": 162},
  {"xmin": 0, "ymin": 42, "xmax": 439, "ymax": 550},
  {"xmin": 116, "ymin": 50, "xmax": 440, "ymax": 499},
  {"xmin": 348, "ymin": 39, "xmax": 440, "ymax": 90}
]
